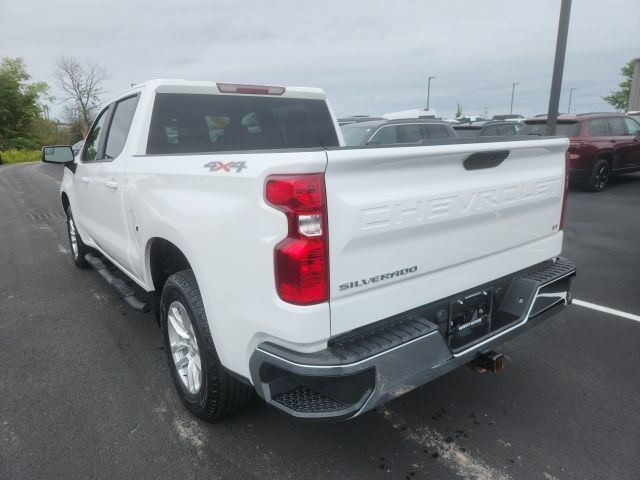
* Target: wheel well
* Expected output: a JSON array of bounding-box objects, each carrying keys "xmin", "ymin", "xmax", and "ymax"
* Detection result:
[
  {"xmin": 61, "ymin": 193, "xmax": 70, "ymax": 216},
  {"xmin": 149, "ymin": 238, "xmax": 191, "ymax": 293},
  {"xmin": 596, "ymin": 151, "xmax": 613, "ymax": 166}
]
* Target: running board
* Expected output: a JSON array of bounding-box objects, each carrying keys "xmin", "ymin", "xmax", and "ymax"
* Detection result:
[{"xmin": 84, "ymin": 253, "xmax": 151, "ymax": 313}]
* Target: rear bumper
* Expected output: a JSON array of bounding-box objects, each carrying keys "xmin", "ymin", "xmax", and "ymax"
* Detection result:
[{"xmin": 249, "ymin": 257, "xmax": 576, "ymax": 420}]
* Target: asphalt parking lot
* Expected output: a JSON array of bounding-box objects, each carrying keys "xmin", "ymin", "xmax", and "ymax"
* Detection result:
[{"xmin": 1, "ymin": 162, "xmax": 639, "ymax": 480}]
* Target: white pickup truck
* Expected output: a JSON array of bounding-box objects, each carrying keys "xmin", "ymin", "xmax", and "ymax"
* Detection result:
[{"xmin": 42, "ymin": 79, "xmax": 576, "ymax": 421}]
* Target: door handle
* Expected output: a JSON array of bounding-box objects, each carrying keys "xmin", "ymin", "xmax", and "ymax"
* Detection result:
[
  {"xmin": 81, "ymin": 177, "xmax": 91, "ymax": 184},
  {"xmin": 610, "ymin": 138, "xmax": 616, "ymax": 143},
  {"xmin": 106, "ymin": 180, "xmax": 119, "ymax": 190}
]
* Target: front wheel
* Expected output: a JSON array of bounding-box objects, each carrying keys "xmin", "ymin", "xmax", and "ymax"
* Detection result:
[
  {"xmin": 161, "ymin": 270, "xmax": 253, "ymax": 420},
  {"xmin": 65, "ymin": 207, "xmax": 89, "ymax": 268}
]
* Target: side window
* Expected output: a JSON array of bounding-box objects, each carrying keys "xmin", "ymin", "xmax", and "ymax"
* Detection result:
[
  {"xmin": 104, "ymin": 95, "xmax": 139, "ymax": 160},
  {"xmin": 482, "ymin": 125, "xmax": 500, "ymax": 136},
  {"xmin": 623, "ymin": 117, "xmax": 640, "ymax": 136},
  {"xmin": 588, "ymin": 119, "xmax": 609, "ymax": 136},
  {"xmin": 498, "ymin": 124, "xmax": 516, "ymax": 136},
  {"xmin": 369, "ymin": 126, "xmax": 397, "ymax": 145},
  {"xmin": 608, "ymin": 117, "xmax": 626, "ymax": 136},
  {"xmin": 424, "ymin": 124, "xmax": 450, "ymax": 139},
  {"xmin": 396, "ymin": 124, "xmax": 423, "ymax": 143},
  {"xmin": 83, "ymin": 108, "xmax": 110, "ymax": 161}
]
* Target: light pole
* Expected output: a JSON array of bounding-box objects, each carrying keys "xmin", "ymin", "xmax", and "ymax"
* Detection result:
[
  {"xmin": 545, "ymin": 0, "xmax": 572, "ymax": 135},
  {"xmin": 567, "ymin": 87, "xmax": 577, "ymax": 113},
  {"xmin": 427, "ymin": 76, "xmax": 436, "ymax": 111},
  {"xmin": 510, "ymin": 82, "xmax": 519, "ymax": 115}
]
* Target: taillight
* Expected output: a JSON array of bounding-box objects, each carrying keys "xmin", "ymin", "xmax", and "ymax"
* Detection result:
[
  {"xmin": 560, "ymin": 150, "xmax": 570, "ymax": 230},
  {"xmin": 265, "ymin": 174, "xmax": 328, "ymax": 305},
  {"xmin": 568, "ymin": 137, "xmax": 587, "ymax": 149}
]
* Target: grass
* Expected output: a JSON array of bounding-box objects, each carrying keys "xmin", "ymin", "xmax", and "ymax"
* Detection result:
[{"xmin": 0, "ymin": 149, "xmax": 41, "ymax": 164}]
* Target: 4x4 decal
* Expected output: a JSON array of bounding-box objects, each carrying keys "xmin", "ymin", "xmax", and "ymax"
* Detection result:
[{"xmin": 204, "ymin": 161, "xmax": 247, "ymax": 173}]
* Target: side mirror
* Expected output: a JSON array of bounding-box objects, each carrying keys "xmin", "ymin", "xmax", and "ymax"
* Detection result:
[{"xmin": 42, "ymin": 145, "xmax": 74, "ymax": 164}]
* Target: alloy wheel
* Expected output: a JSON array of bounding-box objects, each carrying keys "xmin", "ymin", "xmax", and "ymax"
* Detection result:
[{"xmin": 167, "ymin": 301, "xmax": 202, "ymax": 394}]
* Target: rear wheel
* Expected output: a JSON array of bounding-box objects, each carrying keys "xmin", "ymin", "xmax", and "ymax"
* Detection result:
[
  {"xmin": 65, "ymin": 207, "xmax": 89, "ymax": 268},
  {"xmin": 161, "ymin": 270, "xmax": 253, "ymax": 420},
  {"xmin": 584, "ymin": 158, "xmax": 610, "ymax": 192}
]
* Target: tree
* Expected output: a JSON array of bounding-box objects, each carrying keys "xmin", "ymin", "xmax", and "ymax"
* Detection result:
[
  {"xmin": 603, "ymin": 60, "xmax": 635, "ymax": 111},
  {"xmin": 54, "ymin": 55, "xmax": 108, "ymax": 136},
  {"xmin": 454, "ymin": 101, "xmax": 463, "ymax": 119},
  {"xmin": 0, "ymin": 57, "xmax": 50, "ymax": 148}
]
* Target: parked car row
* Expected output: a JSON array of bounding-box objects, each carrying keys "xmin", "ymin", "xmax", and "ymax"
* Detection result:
[
  {"xmin": 341, "ymin": 119, "xmax": 457, "ymax": 146},
  {"xmin": 339, "ymin": 112, "xmax": 640, "ymax": 192}
]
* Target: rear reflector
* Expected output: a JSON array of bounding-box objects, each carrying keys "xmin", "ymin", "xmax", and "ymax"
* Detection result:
[
  {"xmin": 265, "ymin": 174, "xmax": 328, "ymax": 305},
  {"xmin": 217, "ymin": 83, "xmax": 285, "ymax": 96},
  {"xmin": 560, "ymin": 150, "xmax": 570, "ymax": 230},
  {"xmin": 569, "ymin": 137, "xmax": 587, "ymax": 149}
]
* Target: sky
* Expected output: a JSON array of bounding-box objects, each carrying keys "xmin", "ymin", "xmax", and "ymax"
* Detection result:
[{"xmin": 1, "ymin": 0, "xmax": 639, "ymax": 120}]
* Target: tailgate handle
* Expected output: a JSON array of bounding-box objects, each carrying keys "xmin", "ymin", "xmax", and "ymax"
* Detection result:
[{"xmin": 463, "ymin": 150, "xmax": 509, "ymax": 170}]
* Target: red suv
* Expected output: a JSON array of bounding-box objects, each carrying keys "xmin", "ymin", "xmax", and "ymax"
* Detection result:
[{"xmin": 518, "ymin": 113, "xmax": 640, "ymax": 191}]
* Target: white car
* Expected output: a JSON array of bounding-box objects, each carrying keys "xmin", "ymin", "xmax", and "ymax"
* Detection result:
[{"xmin": 41, "ymin": 79, "xmax": 575, "ymax": 420}]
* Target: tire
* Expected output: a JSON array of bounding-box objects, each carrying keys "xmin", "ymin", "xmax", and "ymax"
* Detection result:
[
  {"xmin": 583, "ymin": 158, "xmax": 610, "ymax": 192},
  {"xmin": 65, "ymin": 207, "xmax": 90, "ymax": 268},
  {"xmin": 161, "ymin": 270, "xmax": 253, "ymax": 420}
]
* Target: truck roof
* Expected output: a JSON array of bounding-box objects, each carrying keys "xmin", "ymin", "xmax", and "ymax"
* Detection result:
[{"xmin": 110, "ymin": 79, "xmax": 328, "ymax": 103}]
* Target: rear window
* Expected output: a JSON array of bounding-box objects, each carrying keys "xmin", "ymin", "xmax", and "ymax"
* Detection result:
[
  {"xmin": 369, "ymin": 125, "xmax": 398, "ymax": 145},
  {"xmin": 147, "ymin": 93, "xmax": 339, "ymax": 154},
  {"xmin": 517, "ymin": 121, "xmax": 580, "ymax": 137},
  {"xmin": 340, "ymin": 125, "xmax": 376, "ymax": 146},
  {"xmin": 453, "ymin": 127, "xmax": 481, "ymax": 137}
]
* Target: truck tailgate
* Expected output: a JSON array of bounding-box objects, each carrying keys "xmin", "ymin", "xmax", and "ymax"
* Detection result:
[{"xmin": 325, "ymin": 137, "xmax": 569, "ymax": 335}]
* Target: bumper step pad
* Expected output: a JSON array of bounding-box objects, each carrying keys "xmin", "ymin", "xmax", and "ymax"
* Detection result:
[{"xmin": 272, "ymin": 386, "xmax": 347, "ymax": 414}]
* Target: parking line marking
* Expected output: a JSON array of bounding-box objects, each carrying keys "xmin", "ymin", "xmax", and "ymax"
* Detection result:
[{"xmin": 573, "ymin": 299, "xmax": 640, "ymax": 323}]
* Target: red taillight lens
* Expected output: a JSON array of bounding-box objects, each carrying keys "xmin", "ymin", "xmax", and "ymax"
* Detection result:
[
  {"xmin": 560, "ymin": 150, "xmax": 570, "ymax": 230},
  {"xmin": 265, "ymin": 174, "xmax": 328, "ymax": 305}
]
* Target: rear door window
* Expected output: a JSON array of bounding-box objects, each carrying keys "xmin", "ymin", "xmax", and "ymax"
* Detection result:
[
  {"xmin": 482, "ymin": 125, "xmax": 500, "ymax": 136},
  {"xmin": 147, "ymin": 93, "xmax": 338, "ymax": 154},
  {"xmin": 396, "ymin": 124, "xmax": 423, "ymax": 143},
  {"xmin": 498, "ymin": 124, "xmax": 516, "ymax": 135},
  {"xmin": 589, "ymin": 119, "xmax": 610, "ymax": 136},
  {"xmin": 424, "ymin": 124, "xmax": 450, "ymax": 138},
  {"xmin": 608, "ymin": 117, "xmax": 627, "ymax": 136}
]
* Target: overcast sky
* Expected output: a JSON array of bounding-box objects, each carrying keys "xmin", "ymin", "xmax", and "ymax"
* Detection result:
[{"xmin": 2, "ymin": 0, "xmax": 639, "ymax": 120}]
